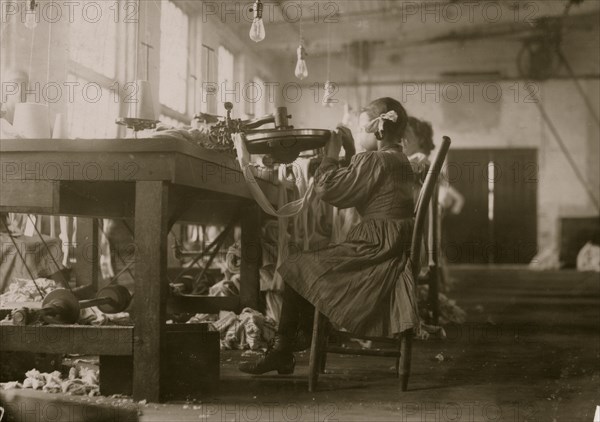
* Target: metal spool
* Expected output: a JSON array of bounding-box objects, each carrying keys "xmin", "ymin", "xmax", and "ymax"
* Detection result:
[
  {"xmin": 41, "ymin": 289, "xmax": 81, "ymax": 324},
  {"xmin": 95, "ymin": 285, "xmax": 132, "ymax": 314}
]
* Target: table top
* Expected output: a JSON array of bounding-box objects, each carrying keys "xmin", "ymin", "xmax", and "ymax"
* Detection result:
[
  {"xmin": 1, "ymin": 138, "xmax": 229, "ymax": 157},
  {"xmin": 0, "ymin": 138, "xmax": 279, "ymax": 204}
]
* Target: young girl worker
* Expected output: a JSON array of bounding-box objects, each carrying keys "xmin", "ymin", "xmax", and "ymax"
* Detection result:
[{"xmin": 240, "ymin": 97, "xmax": 420, "ymax": 375}]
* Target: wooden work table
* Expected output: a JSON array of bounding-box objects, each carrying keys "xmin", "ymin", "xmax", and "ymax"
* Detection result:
[{"xmin": 0, "ymin": 138, "xmax": 279, "ymax": 401}]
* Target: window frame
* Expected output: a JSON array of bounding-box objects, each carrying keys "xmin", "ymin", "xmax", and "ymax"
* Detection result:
[
  {"xmin": 159, "ymin": 0, "xmax": 192, "ymax": 126},
  {"xmin": 66, "ymin": 0, "xmax": 124, "ymax": 138}
]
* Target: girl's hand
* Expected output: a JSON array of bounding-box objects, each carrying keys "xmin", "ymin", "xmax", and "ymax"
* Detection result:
[
  {"xmin": 325, "ymin": 131, "xmax": 343, "ymax": 159},
  {"xmin": 336, "ymin": 125, "xmax": 356, "ymax": 160}
]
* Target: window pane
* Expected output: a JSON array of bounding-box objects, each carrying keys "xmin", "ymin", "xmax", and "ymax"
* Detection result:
[
  {"xmin": 253, "ymin": 77, "xmax": 265, "ymax": 118},
  {"xmin": 160, "ymin": 1, "xmax": 189, "ymax": 113},
  {"xmin": 67, "ymin": 74, "xmax": 119, "ymax": 139},
  {"xmin": 218, "ymin": 46, "xmax": 235, "ymax": 103},
  {"xmin": 200, "ymin": 45, "xmax": 216, "ymax": 114},
  {"xmin": 69, "ymin": 1, "xmax": 117, "ymax": 79}
]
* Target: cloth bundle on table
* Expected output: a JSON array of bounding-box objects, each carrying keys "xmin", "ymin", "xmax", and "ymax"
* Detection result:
[
  {"xmin": 0, "ymin": 278, "xmax": 57, "ymax": 306},
  {"xmin": 209, "ymin": 276, "xmax": 240, "ymax": 297},
  {"xmin": 225, "ymin": 242, "xmax": 242, "ymax": 275}
]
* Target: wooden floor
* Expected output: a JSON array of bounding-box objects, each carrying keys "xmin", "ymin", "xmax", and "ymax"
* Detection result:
[{"xmin": 1, "ymin": 266, "xmax": 599, "ymax": 421}]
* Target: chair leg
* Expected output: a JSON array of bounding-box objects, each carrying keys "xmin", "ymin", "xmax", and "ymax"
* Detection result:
[
  {"xmin": 308, "ymin": 309, "xmax": 323, "ymax": 392},
  {"xmin": 428, "ymin": 265, "xmax": 440, "ymax": 325},
  {"xmin": 319, "ymin": 348, "xmax": 328, "ymax": 374},
  {"xmin": 395, "ymin": 341, "xmax": 401, "ymax": 378},
  {"xmin": 399, "ymin": 329, "xmax": 413, "ymax": 392},
  {"xmin": 317, "ymin": 319, "xmax": 329, "ymax": 374}
]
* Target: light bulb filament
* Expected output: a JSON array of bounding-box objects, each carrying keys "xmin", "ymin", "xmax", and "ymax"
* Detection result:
[
  {"xmin": 249, "ymin": 0, "xmax": 265, "ymax": 42},
  {"xmin": 295, "ymin": 45, "xmax": 309, "ymax": 80}
]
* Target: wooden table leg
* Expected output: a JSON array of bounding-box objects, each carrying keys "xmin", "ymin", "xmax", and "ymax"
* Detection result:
[
  {"xmin": 74, "ymin": 218, "xmax": 99, "ymax": 290},
  {"xmin": 133, "ymin": 181, "xmax": 169, "ymax": 402},
  {"xmin": 240, "ymin": 203, "xmax": 261, "ymax": 311}
]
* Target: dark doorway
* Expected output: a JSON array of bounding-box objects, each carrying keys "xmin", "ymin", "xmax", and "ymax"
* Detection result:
[{"xmin": 443, "ymin": 149, "xmax": 538, "ymax": 264}]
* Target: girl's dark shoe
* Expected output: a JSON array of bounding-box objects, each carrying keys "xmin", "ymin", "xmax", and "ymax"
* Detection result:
[{"xmin": 238, "ymin": 349, "xmax": 295, "ymax": 375}]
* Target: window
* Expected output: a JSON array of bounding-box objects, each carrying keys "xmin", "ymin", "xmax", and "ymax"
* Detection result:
[
  {"xmin": 200, "ymin": 45, "xmax": 216, "ymax": 114},
  {"xmin": 218, "ymin": 46, "xmax": 235, "ymax": 104},
  {"xmin": 67, "ymin": 1, "xmax": 120, "ymax": 138},
  {"xmin": 67, "ymin": 74, "xmax": 120, "ymax": 139},
  {"xmin": 253, "ymin": 77, "xmax": 266, "ymax": 118},
  {"xmin": 69, "ymin": 3, "xmax": 117, "ymax": 79},
  {"xmin": 159, "ymin": 1, "xmax": 189, "ymax": 115}
]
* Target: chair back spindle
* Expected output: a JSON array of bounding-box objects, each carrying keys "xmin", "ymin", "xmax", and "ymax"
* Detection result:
[{"xmin": 410, "ymin": 136, "xmax": 451, "ymax": 277}]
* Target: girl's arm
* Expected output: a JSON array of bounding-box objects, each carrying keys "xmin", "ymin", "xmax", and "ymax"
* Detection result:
[
  {"xmin": 315, "ymin": 150, "xmax": 382, "ymax": 209},
  {"xmin": 324, "ymin": 130, "xmax": 343, "ymax": 159}
]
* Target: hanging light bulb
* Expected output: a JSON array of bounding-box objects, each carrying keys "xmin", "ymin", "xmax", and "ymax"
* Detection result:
[
  {"xmin": 322, "ymin": 23, "xmax": 333, "ymax": 107},
  {"xmin": 322, "ymin": 81, "xmax": 335, "ymax": 107},
  {"xmin": 249, "ymin": 0, "xmax": 265, "ymax": 43},
  {"xmin": 295, "ymin": 45, "xmax": 308, "ymax": 80},
  {"xmin": 24, "ymin": 0, "xmax": 38, "ymax": 30}
]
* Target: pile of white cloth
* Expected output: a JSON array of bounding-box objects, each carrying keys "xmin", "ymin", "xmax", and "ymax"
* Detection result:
[
  {"xmin": 1, "ymin": 367, "xmax": 99, "ymax": 396},
  {"xmin": 187, "ymin": 308, "xmax": 277, "ymax": 351},
  {"xmin": 0, "ymin": 278, "xmax": 57, "ymax": 306}
]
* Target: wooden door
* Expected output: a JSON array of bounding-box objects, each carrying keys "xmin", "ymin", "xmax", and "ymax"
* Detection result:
[
  {"xmin": 443, "ymin": 149, "xmax": 537, "ymax": 264},
  {"xmin": 444, "ymin": 150, "xmax": 491, "ymax": 264},
  {"xmin": 492, "ymin": 149, "xmax": 538, "ymax": 263}
]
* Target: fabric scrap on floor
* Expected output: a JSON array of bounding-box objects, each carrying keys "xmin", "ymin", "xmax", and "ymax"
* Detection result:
[
  {"xmin": 576, "ymin": 242, "xmax": 600, "ymax": 272},
  {"xmin": 187, "ymin": 308, "xmax": 277, "ymax": 350},
  {"xmin": 417, "ymin": 285, "xmax": 467, "ymax": 326},
  {"xmin": 1, "ymin": 367, "xmax": 100, "ymax": 397}
]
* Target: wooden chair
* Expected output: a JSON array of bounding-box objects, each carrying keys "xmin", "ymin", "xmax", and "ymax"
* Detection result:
[{"xmin": 308, "ymin": 136, "xmax": 451, "ymax": 393}]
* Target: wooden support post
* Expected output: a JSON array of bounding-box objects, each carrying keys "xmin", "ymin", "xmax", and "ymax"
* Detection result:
[
  {"xmin": 133, "ymin": 181, "xmax": 169, "ymax": 402},
  {"xmin": 74, "ymin": 218, "xmax": 99, "ymax": 290},
  {"xmin": 240, "ymin": 203, "xmax": 261, "ymax": 311}
]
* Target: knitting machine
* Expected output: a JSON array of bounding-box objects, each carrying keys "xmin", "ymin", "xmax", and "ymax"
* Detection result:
[{"xmin": 195, "ymin": 103, "xmax": 330, "ymax": 164}]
